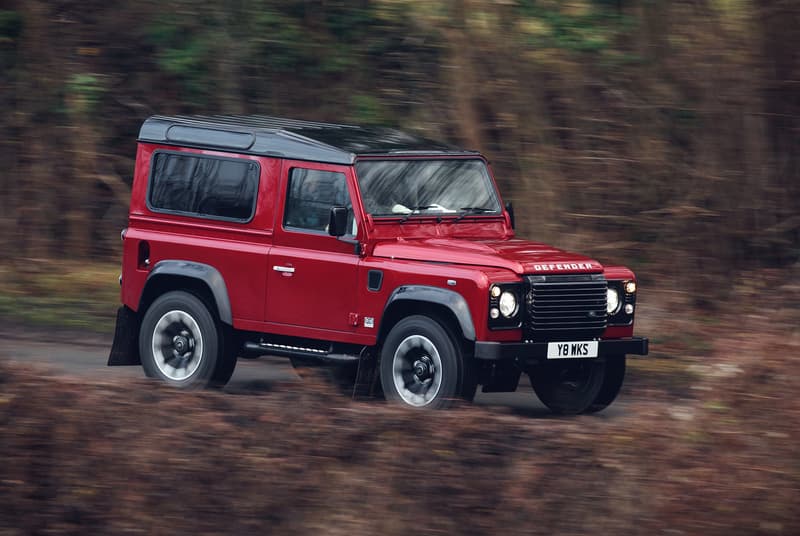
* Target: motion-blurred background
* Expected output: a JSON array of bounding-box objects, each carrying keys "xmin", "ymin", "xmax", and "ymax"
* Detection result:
[
  {"xmin": 1, "ymin": 3, "xmax": 799, "ymax": 534},
  {"xmin": 2, "ymin": 0, "xmax": 798, "ymax": 292}
]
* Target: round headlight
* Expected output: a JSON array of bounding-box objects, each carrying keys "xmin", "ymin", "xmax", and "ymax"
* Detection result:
[
  {"xmin": 607, "ymin": 288, "xmax": 621, "ymax": 315},
  {"xmin": 625, "ymin": 281, "xmax": 637, "ymax": 294},
  {"xmin": 498, "ymin": 291, "xmax": 518, "ymax": 318}
]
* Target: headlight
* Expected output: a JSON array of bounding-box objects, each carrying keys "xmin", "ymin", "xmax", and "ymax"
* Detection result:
[
  {"xmin": 498, "ymin": 291, "xmax": 518, "ymax": 318},
  {"xmin": 607, "ymin": 287, "xmax": 621, "ymax": 315}
]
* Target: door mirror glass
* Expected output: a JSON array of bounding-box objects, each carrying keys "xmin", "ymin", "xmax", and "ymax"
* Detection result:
[{"xmin": 329, "ymin": 206, "xmax": 348, "ymax": 237}]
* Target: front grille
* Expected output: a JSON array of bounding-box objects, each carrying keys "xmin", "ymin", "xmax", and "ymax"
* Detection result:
[{"xmin": 524, "ymin": 274, "xmax": 607, "ymax": 341}]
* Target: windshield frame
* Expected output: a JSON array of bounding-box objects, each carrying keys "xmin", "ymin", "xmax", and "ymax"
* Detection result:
[{"xmin": 353, "ymin": 155, "xmax": 504, "ymax": 222}]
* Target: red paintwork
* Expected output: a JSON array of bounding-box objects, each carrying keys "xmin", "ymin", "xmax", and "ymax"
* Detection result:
[
  {"xmin": 371, "ymin": 237, "xmax": 601, "ymax": 275},
  {"xmin": 122, "ymin": 144, "xmax": 276, "ymax": 322},
  {"xmin": 266, "ymin": 159, "xmax": 360, "ymax": 334},
  {"xmin": 121, "ymin": 143, "xmax": 641, "ymax": 348}
]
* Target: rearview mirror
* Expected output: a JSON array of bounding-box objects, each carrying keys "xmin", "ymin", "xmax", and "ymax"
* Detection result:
[{"xmin": 328, "ymin": 206, "xmax": 348, "ymax": 237}]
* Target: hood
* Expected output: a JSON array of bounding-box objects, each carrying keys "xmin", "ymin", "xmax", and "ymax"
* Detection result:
[{"xmin": 371, "ymin": 237, "xmax": 603, "ymax": 275}]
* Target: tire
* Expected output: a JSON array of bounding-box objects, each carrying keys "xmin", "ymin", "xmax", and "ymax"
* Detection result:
[
  {"xmin": 529, "ymin": 359, "xmax": 606, "ymax": 415},
  {"xmin": 139, "ymin": 290, "xmax": 237, "ymax": 388},
  {"xmin": 586, "ymin": 356, "xmax": 626, "ymax": 414},
  {"xmin": 379, "ymin": 315, "xmax": 476, "ymax": 409},
  {"xmin": 211, "ymin": 325, "xmax": 239, "ymax": 387}
]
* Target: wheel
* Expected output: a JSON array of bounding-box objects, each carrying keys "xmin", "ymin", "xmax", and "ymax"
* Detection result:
[
  {"xmin": 379, "ymin": 315, "xmax": 476, "ymax": 409},
  {"xmin": 139, "ymin": 290, "xmax": 237, "ymax": 388},
  {"xmin": 586, "ymin": 356, "xmax": 626, "ymax": 413},
  {"xmin": 529, "ymin": 359, "xmax": 606, "ymax": 415}
]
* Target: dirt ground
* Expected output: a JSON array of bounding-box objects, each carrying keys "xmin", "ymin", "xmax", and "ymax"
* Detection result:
[{"xmin": 1, "ymin": 273, "xmax": 798, "ymax": 535}]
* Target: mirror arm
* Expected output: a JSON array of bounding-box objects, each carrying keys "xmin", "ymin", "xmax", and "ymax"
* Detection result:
[
  {"xmin": 505, "ymin": 201, "xmax": 515, "ymax": 230},
  {"xmin": 337, "ymin": 236, "xmax": 362, "ymax": 256}
]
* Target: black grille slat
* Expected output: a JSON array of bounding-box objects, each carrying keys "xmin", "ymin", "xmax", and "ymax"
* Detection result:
[
  {"xmin": 531, "ymin": 308, "xmax": 605, "ymax": 313},
  {"xmin": 531, "ymin": 307, "xmax": 606, "ymax": 315},
  {"xmin": 533, "ymin": 324, "xmax": 606, "ymax": 329},
  {"xmin": 533, "ymin": 293, "xmax": 604, "ymax": 299},
  {"xmin": 533, "ymin": 287, "xmax": 606, "ymax": 294},
  {"xmin": 534, "ymin": 302, "xmax": 604, "ymax": 308},
  {"xmin": 524, "ymin": 275, "xmax": 608, "ymax": 341},
  {"xmin": 535, "ymin": 318, "xmax": 605, "ymax": 328},
  {"xmin": 532, "ymin": 316, "xmax": 606, "ymax": 323},
  {"xmin": 531, "ymin": 321, "xmax": 604, "ymax": 326}
]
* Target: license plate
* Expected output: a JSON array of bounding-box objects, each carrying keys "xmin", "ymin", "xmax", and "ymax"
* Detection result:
[{"xmin": 547, "ymin": 341, "xmax": 598, "ymax": 359}]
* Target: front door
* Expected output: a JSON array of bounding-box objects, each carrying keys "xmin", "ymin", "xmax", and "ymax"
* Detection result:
[{"xmin": 265, "ymin": 161, "xmax": 360, "ymax": 336}]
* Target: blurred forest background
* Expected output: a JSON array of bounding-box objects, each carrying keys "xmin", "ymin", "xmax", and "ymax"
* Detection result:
[
  {"xmin": 2, "ymin": 4, "xmax": 800, "ymax": 532},
  {"xmin": 1, "ymin": 0, "xmax": 799, "ymax": 300}
]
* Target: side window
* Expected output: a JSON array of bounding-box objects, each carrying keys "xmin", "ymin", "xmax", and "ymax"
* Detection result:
[
  {"xmin": 284, "ymin": 168, "xmax": 355, "ymax": 235},
  {"xmin": 148, "ymin": 152, "xmax": 259, "ymax": 222}
]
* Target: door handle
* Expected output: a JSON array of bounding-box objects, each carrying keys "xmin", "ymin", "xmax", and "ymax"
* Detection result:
[{"xmin": 273, "ymin": 265, "xmax": 295, "ymax": 274}]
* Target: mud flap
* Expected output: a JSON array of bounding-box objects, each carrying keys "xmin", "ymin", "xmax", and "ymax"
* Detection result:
[
  {"xmin": 107, "ymin": 306, "xmax": 141, "ymax": 366},
  {"xmin": 480, "ymin": 361, "xmax": 522, "ymax": 393},
  {"xmin": 352, "ymin": 348, "xmax": 380, "ymax": 400}
]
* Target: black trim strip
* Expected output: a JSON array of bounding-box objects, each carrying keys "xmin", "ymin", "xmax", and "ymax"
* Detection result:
[{"xmin": 474, "ymin": 337, "xmax": 649, "ymax": 362}]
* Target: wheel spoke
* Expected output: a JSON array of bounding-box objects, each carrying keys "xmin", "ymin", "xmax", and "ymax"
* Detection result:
[
  {"xmin": 151, "ymin": 309, "xmax": 204, "ymax": 382},
  {"xmin": 391, "ymin": 334, "xmax": 443, "ymax": 407}
]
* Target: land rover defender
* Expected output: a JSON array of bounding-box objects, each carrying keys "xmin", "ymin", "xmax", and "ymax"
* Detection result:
[{"xmin": 109, "ymin": 115, "xmax": 648, "ymax": 413}]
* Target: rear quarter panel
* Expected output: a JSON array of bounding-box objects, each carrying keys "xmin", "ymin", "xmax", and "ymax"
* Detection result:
[{"xmin": 122, "ymin": 143, "xmax": 278, "ymax": 324}]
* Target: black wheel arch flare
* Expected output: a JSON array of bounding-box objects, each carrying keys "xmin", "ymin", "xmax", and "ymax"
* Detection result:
[
  {"xmin": 379, "ymin": 285, "xmax": 476, "ymax": 342},
  {"xmin": 141, "ymin": 260, "xmax": 233, "ymax": 325}
]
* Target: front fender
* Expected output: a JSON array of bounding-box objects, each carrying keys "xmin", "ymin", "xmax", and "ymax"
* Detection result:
[{"xmin": 382, "ymin": 285, "xmax": 476, "ymax": 341}]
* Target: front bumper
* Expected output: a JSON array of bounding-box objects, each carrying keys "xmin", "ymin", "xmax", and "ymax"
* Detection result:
[{"xmin": 474, "ymin": 336, "xmax": 648, "ymax": 364}]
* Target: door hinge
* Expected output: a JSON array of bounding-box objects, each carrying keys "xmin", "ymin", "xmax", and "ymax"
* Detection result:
[{"xmin": 348, "ymin": 313, "xmax": 359, "ymax": 326}]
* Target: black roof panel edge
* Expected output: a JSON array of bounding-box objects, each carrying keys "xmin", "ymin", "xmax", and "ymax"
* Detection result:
[{"xmin": 138, "ymin": 115, "xmax": 479, "ymax": 164}]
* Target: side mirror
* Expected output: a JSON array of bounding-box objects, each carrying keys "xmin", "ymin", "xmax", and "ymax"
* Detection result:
[
  {"xmin": 328, "ymin": 206, "xmax": 348, "ymax": 237},
  {"xmin": 505, "ymin": 202, "xmax": 515, "ymax": 230}
]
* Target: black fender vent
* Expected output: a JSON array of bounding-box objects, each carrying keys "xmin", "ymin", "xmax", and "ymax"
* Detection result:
[{"xmin": 367, "ymin": 270, "xmax": 383, "ymax": 292}]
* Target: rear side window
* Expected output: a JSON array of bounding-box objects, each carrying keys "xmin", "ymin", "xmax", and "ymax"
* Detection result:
[{"xmin": 148, "ymin": 151, "xmax": 259, "ymax": 222}]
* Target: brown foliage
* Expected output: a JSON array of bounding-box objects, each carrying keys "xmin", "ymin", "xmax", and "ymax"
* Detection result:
[{"xmin": 1, "ymin": 301, "xmax": 799, "ymax": 535}]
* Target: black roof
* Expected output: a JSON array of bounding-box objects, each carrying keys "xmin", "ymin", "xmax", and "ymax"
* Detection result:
[{"xmin": 138, "ymin": 115, "xmax": 479, "ymax": 165}]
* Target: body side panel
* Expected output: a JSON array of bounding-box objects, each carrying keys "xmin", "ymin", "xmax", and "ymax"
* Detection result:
[
  {"xmin": 122, "ymin": 143, "xmax": 278, "ymax": 325},
  {"xmin": 353, "ymin": 258, "xmax": 522, "ymax": 343},
  {"xmin": 265, "ymin": 159, "xmax": 362, "ymax": 333}
]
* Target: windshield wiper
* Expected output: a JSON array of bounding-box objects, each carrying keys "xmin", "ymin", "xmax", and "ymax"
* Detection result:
[
  {"xmin": 454, "ymin": 207, "xmax": 495, "ymax": 223},
  {"xmin": 399, "ymin": 205, "xmax": 438, "ymax": 223}
]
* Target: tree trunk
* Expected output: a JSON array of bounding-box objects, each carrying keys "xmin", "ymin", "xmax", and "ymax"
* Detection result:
[{"xmin": 442, "ymin": 0, "xmax": 484, "ymax": 152}]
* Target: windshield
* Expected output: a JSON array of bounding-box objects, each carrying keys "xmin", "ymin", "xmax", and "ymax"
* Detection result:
[{"xmin": 354, "ymin": 159, "xmax": 501, "ymax": 218}]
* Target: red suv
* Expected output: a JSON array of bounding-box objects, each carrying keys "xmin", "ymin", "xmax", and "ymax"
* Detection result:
[{"xmin": 109, "ymin": 115, "xmax": 648, "ymax": 413}]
